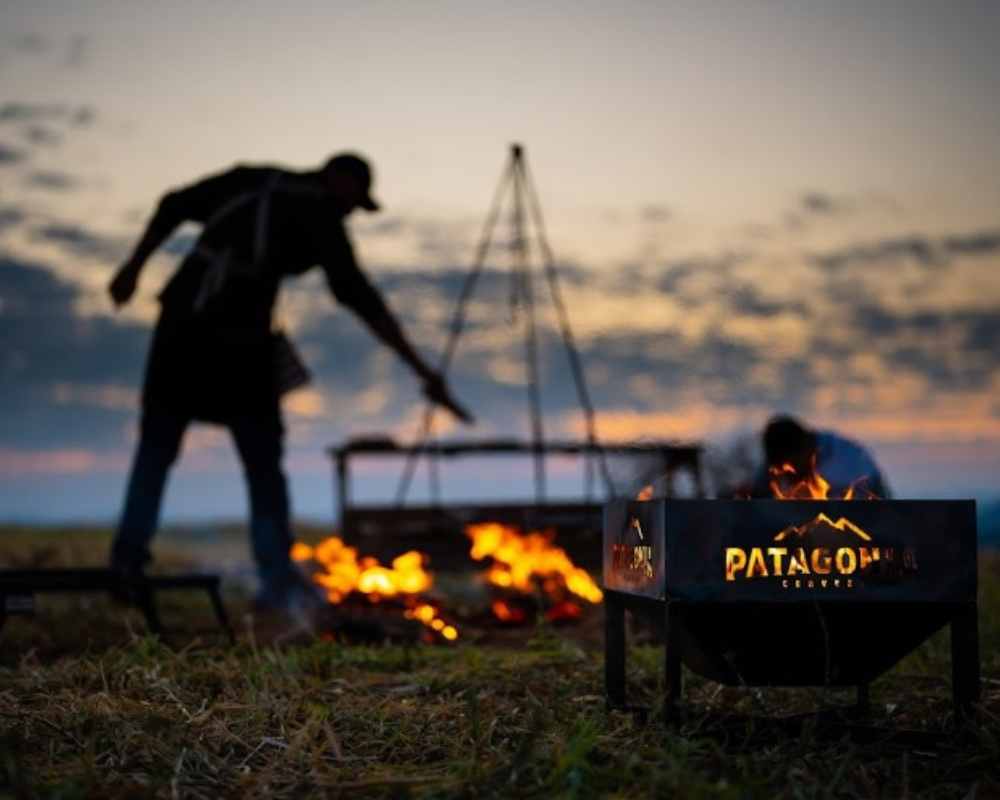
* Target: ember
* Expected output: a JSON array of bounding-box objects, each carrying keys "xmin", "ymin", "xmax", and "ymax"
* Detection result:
[
  {"xmin": 486, "ymin": 595, "xmax": 586, "ymax": 626},
  {"xmin": 490, "ymin": 599, "xmax": 528, "ymax": 625},
  {"xmin": 291, "ymin": 539, "xmax": 457, "ymax": 641}
]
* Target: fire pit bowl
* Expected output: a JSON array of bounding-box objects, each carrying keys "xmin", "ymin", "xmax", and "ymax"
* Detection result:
[{"xmin": 603, "ymin": 499, "xmax": 979, "ymax": 725}]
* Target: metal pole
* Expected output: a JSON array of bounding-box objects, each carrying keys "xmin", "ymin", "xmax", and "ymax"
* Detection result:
[
  {"xmin": 510, "ymin": 145, "xmax": 547, "ymax": 502},
  {"xmin": 521, "ymin": 150, "xmax": 615, "ymax": 497}
]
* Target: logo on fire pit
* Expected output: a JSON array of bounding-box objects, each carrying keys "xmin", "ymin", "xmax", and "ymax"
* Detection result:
[
  {"xmin": 725, "ymin": 513, "xmax": 918, "ymax": 590},
  {"xmin": 610, "ymin": 515, "xmax": 655, "ymax": 584}
]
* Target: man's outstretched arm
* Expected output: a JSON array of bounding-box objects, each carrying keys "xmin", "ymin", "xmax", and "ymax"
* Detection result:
[
  {"xmin": 108, "ymin": 165, "xmax": 256, "ymax": 308},
  {"xmin": 108, "ymin": 190, "xmax": 189, "ymax": 308},
  {"xmin": 364, "ymin": 312, "xmax": 474, "ymax": 424}
]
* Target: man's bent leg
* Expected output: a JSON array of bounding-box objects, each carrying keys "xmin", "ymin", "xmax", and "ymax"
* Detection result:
[{"xmin": 111, "ymin": 405, "xmax": 188, "ymax": 570}]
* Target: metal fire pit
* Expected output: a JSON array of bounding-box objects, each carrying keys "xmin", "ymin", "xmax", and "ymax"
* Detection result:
[{"xmin": 603, "ymin": 499, "xmax": 979, "ymax": 725}]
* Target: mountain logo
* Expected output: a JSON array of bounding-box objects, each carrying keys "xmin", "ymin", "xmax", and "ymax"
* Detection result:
[
  {"xmin": 773, "ymin": 512, "xmax": 873, "ymax": 543},
  {"xmin": 725, "ymin": 512, "xmax": 916, "ymax": 589},
  {"xmin": 610, "ymin": 515, "xmax": 654, "ymax": 581}
]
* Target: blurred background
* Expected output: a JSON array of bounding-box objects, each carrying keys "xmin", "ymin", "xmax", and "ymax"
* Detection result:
[{"xmin": 1, "ymin": 1, "xmax": 998, "ymax": 540}]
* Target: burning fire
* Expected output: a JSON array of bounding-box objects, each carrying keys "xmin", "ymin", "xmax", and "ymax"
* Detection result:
[
  {"xmin": 465, "ymin": 522, "xmax": 604, "ymax": 605},
  {"xmin": 768, "ymin": 458, "xmax": 879, "ymax": 500},
  {"xmin": 290, "ymin": 539, "xmax": 458, "ymax": 641}
]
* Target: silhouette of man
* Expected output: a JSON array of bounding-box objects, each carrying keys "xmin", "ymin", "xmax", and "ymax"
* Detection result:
[
  {"xmin": 108, "ymin": 152, "xmax": 471, "ymax": 610},
  {"xmin": 750, "ymin": 414, "xmax": 890, "ymax": 499}
]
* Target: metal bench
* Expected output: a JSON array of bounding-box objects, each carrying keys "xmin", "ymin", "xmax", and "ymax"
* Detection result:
[{"xmin": 0, "ymin": 567, "xmax": 233, "ymax": 644}]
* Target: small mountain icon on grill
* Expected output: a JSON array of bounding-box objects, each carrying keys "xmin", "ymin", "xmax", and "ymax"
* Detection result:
[
  {"xmin": 620, "ymin": 516, "xmax": 645, "ymax": 545},
  {"xmin": 773, "ymin": 513, "xmax": 873, "ymax": 546}
]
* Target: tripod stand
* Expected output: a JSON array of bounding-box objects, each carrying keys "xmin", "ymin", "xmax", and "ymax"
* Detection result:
[{"xmin": 395, "ymin": 144, "xmax": 613, "ymax": 507}]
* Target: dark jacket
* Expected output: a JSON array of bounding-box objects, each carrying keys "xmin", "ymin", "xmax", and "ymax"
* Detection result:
[{"xmin": 155, "ymin": 164, "xmax": 390, "ymax": 339}]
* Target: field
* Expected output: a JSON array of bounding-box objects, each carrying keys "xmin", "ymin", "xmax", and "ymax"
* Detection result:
[{"xmin": 0, "ymin": 525, "xmax": 998, "ymax": 799}]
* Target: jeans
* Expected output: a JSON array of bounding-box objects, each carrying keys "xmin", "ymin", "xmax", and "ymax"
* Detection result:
[{"xmin": 111, "ymin": 318, "xmax": 301, "ymax": 603}]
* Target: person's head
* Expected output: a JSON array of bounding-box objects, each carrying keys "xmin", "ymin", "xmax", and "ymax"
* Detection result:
[
  {"xmin": 762, "ymin": 415, "xmax": 817, "ymax": 477},
  {"xmin": 321, "ymin": 153, "xmax": 380, "ymax": 215}
]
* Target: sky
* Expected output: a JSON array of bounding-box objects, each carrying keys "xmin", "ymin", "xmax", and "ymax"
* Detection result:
[{"xmin": 1, "ymin": 0, "xmax": 999, "ymax": 528}]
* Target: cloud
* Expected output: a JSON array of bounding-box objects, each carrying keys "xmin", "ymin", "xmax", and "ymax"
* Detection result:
[
  {"xmin": 811, "ymin": 234, "xmax": 942, "ymax": 271},
  {"xmin": 0, "ymin": 255, "xmax": 79, "ymax": 321},
  {"xmin": 1, "ymin": 31, "xmax": 91, "ymax": 69},
  {"xmin": 831, "ymin": 302, "xmax": 996, "ymax": 390},
  {"xmin": 0, "ymin": 446, "xmax": 128, "ymax": 476},
  {"xmin": 1, "ymin": 191, "xmax": 998, "ymax": 519},
  {"xmin": 0, "ymin": 103, "xmax": 96, "ymax": 175},
  {"xmin": 726, "ymin": 283, "xmax": 808, "ymax": 318},
  {"xmin": 25, "ymin": 169, "xmax": 80, "ymax": 191},
  {"xmin": 366, "ymin": 216, "xmax": 407, "ymax": 237},
  {"xmin": 961, "ymin": 310, "xmax": 1000, "ymax": 355},
  {"xmin": 0, "ymin": 101, "xmax": 102, "ymax": 233},
  {"xmin": 413, "ymin": 219, "xmax": 478, "ymax": 265},
  {"xmin": 22, "ymin": 124, "xmax": 63, "ymax": 146},
  {"xmin": 652, "ymin": 253, "xmax": 743, "ymax": 298},
  {"xmin": 52, "ymin": 382, "xmax": 138, "ymax": 411},
  {"xmin": 942, "ymin": 230, "xmax": 1000, "ymax": 257},
  {"xmin": 7, "ymin": 33, "xmax": 46, "ymax": 54},
  {"xmin": 0, "ymin": 102, "xmax": 93, "ymax": 126},
  {"xmin": 65, "ymin": 35, "xmax": 90, "ymax": 68},
  {"xmin": 800, "ymin": 192, "xmax": 848, "ymax": 215},
  {"xmin": 640, "ymin": 204, "xmax": 671, "ymax": 223},
  {"xmin": 0, "ymin": 207, "xmax": 28, "ymax": 226},
  {"xmin": 29, "ymin": 221, "xmax": 122, "ymax": 261},
  {"xmin": 784, "ymin": 190, "xmax": 906, "ymax": 231},
  {"xmin": 358, "ymin": 215, "xmax": 474, "ymax": 269},
  {"xmin": 0, "ymin": 256, "xmax": 150, "ymax": 449},
  {"xmin": 0, "ymin": 141, "xmax": 24, "ymax": 164}
]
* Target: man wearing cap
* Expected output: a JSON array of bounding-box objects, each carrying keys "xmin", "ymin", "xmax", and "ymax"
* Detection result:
[
  {"xmin": 749, "ymin": 414, "xmax": 891, "ymax": 499},
  {"xmin": 107, "ymin": 152, "xmax": 471, "ymax": 611}
]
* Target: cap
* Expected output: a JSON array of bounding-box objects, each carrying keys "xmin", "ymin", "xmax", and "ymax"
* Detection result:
[{"xmin": 325, "ymin": 153, "xmax": 380, "ymax": 212}]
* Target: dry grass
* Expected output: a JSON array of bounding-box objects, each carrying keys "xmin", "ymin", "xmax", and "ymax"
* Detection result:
[{"xmin": 0, "ymin": 526, "xmax": 998, "ymax": 799}]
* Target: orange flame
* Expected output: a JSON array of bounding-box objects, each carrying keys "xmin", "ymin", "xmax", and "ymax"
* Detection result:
[
  {"xmin": 465, "ymin": 522, "xmax": 604, "ymax": 604},
  {"xmin": 769, "ymin": 461, "xmax": 838, "ymax": 499},
  {"xmin": 768, "ymin": 457, "xmax": 878, "ymax": 500},
  {"xmin": 291, "ymin": 538, "xmax": 457, "ymax": 641}
]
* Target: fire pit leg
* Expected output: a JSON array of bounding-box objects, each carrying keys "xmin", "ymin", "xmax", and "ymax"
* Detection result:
[
  {"xmin": 604, "ymin": 590, "xmax": 627, "ymax": 710},
  {"xmin": 951, "ymin": 601, "xmax": 980, "ymax": 725},
  {"xmin": 132, "ymin": 582, "xmax": 164, "ymax": 637},
  {"xmin": 855, "ymin": 684, "xmax": 870, "ymax": 716},
  {"xmin": 663, "ymin": 600, "xmax": 682, "ymax": 727}
]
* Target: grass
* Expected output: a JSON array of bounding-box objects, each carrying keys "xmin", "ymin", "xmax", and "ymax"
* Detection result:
[{"xmin": 0, "ymin": 525, "xmax": 998, "ymax": 799}]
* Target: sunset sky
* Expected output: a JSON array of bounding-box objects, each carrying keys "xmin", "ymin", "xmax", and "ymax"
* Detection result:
[{"xmin": 2, "ymin": 1, "xmax": 999, "ymax": 525}]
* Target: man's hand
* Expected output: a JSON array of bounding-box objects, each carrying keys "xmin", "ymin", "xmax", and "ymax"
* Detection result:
[
  {"xmin": 422, "ymin": 373, "xmax": 474, "ymax": 424},
  {"xmin": 108, "ymin": 263, "xmax": 140, "ymax": 308}
]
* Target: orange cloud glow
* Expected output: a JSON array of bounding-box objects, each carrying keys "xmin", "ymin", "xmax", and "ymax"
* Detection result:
[{"xmin": 0, "ymin": 447, "xmax": 129, "ymax": 476}]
